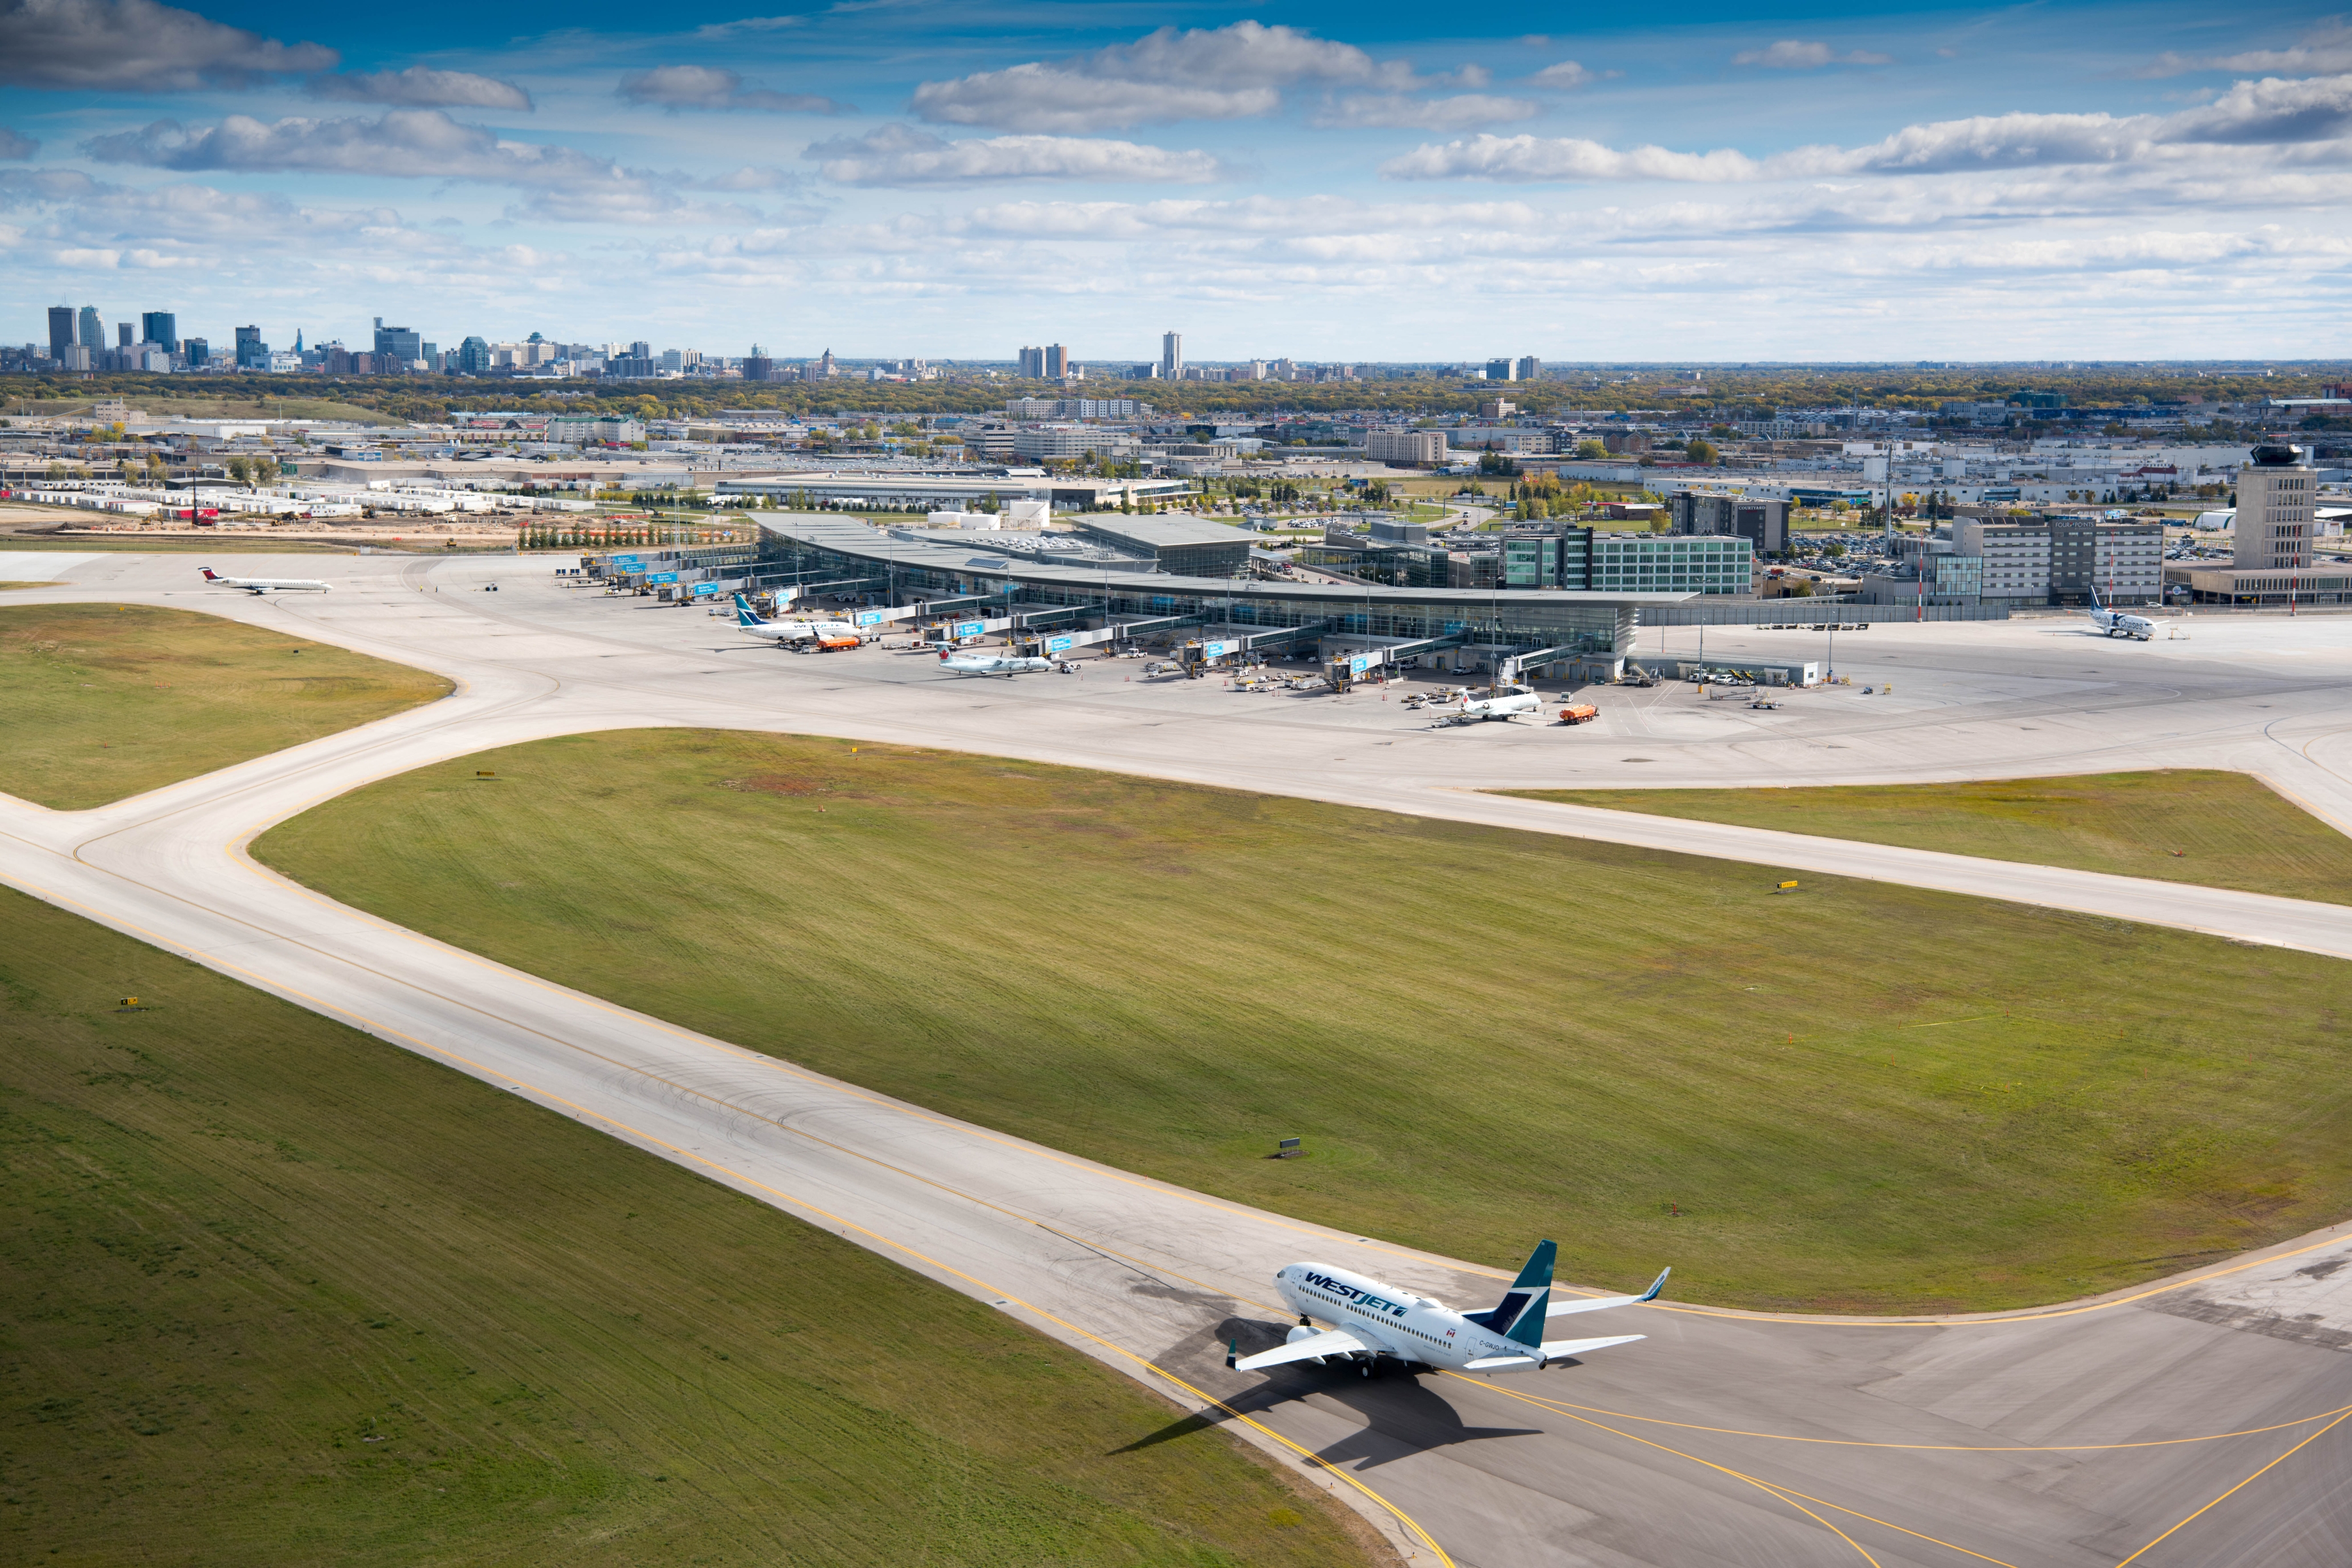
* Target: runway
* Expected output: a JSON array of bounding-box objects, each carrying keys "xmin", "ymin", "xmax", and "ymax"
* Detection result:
[{"xmin": 5, "ymin": 547, "xmax": 2351, "ymax": 1566}]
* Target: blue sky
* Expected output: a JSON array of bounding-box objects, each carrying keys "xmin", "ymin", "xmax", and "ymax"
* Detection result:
[{"xmin": 3, "ymin": 0, "xmax": 2349, "ymax": 363}]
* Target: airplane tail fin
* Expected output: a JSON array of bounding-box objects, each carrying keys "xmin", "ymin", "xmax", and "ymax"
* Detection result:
[
  {"xmin": 1471, "ymin": 1239, "xmax": 1556, "ymax": 1347},
  {"xmin": 736, "ymin": 602, "xmax": 763, "ymax": 627},
  {"xmin": 199, "ymin": 567, "xmax": 219, "ymax": 580}
]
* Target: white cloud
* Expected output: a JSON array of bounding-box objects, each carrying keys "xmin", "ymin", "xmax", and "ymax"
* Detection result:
[
  {"xmin": 909, "ymin": 20, "xmax": 1405, "ymax": 132},
  {"xmin": 2140, "ymin": 20, "xmax": 2352, "ymax": 78},
  {"xmin": 308, "ymin": 66, "xmax": 533, "ymax": 111},
  {"xmin": 0, "ymin": 127, "xmax": 36, "ymax": 158},
  {"xmin": 1383, "ymin": 134, "xmax": 1763, "ymax": 183},
  {"xmin": 691, "ymin": 12, "xmax": 802, "ymax": 39},
  {"xmin": 1313, "ymin": 94, "xmax": 1539, "ymax": 131},
  {"xmin": 1386, "ymin": 82, "xmax": 2352, "ymax": 184},
  {"xmin": 618, "ymin": 65, "xmax": 852, "ymax": 115},
  {"xmin": 81, "ymin": 109, "xmax": 659, "ymax": 191},
  {"xmin": 0, "ymin": 0, "xmax": 336, "ymax": 91},
  {"xmin": 1525, "ymin": 61, "xmax": 1602, "ymax": 90},
  {"xmin": 695, "ymin": 165, "xmax": 804, "ymax": 192},
  {"xmin": 1733, "ymin": 40, "xmax": 1893, "ymax": 69},
  {"xmin": 807, "ymin": 124, "xmax": 1224, "ymax": 186}
]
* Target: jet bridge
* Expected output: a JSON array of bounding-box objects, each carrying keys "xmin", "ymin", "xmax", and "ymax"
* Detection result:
[{"xmin": 1324, "ymin": 630, "xmax": 1470, "ymax": 690}]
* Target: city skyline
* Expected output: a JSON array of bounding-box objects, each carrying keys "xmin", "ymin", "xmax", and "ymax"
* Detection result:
[{"xmin": 2, "ymin": 1, "xmax": 2348, "ymax": 359}]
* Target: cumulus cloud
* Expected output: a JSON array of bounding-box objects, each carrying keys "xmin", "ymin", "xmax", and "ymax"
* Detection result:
[
  {"xmin": 1385, "ymin": 79, "xmax": 2352, "ymax": 184},
  {"xmin": 0, "ymin": 0, "xmax": 336, "ymax": 91},
  {"xmin": 1383, "ymin": 134, "xmax": 1763, "ymax": 183},
  {"xmin": 308, "ymin": 66, "xmax": 532, "ymax": 111},
  {"xmin": 1313, "ymin": 94, "xmax": 1539, "ymax": 131},
  {"xmin": 1525, "ymin": 61, "xmax": 1603, "ymax": 90},
  {"xmin": 910, "ymin": 20, "xmax": 1405, "ymax": 132},
  {"xmin": 82, "ymin": 108, "xmax": 651, "ymax": 190},
  {"xmin": 807, "ymin": 123, "xmax": 1224, "ymax": 186},
  {"xmin": 695, "ymin": 164, "xmax": 804, "ymax": 191},
  {"xmin": 2140, "ymin": 20, "xmax": 2352, "ymax": 78},
  {"xmin": 0, "ymin": 127, "xmax": 37, "ymax": 158},
  {"xmin": 618, "ymin": 65, "xmax": 851, "ymax": 115},
  {"xmin": 1733, "ymin": 40, "xmax": 1893, "ymax": 69}
]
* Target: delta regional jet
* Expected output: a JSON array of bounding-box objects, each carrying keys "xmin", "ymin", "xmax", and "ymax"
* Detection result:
[
  {"xmin": 199, "ymin": 567, "xmax": 329, "ymax": 594},
  {"xmin": 1229, "ymin": 1240, "xmax": 1666, "ymax": 1378}
]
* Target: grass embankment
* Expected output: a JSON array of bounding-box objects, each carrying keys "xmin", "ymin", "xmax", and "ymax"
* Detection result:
[
  {"xmin": 0, "ymin": 604, "xmax": 449, "ymax": 808},
  {"xmin": 0, "ymin": 884, "xmax": 1365, "ymax": 1567},
  {"xmin": 255, "ymin": 731, "xmax": 2352, "ymax": 1314},
  {"xmin": 1502, "ymin": 771, "xmax": 2352, "ymax": 907}
]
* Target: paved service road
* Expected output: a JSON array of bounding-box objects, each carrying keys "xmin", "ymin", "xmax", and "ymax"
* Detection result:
[{"xmin": 5, "ymin": 549, "xmax": 2351, "ymax": 1567}]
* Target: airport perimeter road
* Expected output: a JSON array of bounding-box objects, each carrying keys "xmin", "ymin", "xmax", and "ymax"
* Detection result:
[{"xmin": 4, "ymin": 551, "xmax": 2352, "ymax": 1565}]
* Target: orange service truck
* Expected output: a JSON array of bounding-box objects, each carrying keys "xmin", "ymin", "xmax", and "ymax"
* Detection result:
[{"xmin": 1556, "ymin": 702, "xmax": 1600, "ymax": 726}]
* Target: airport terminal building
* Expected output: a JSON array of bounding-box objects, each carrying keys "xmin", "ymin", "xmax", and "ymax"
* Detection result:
[{"xmin": 755, "ymin": 514, "xmax": 1692, "ymax": 670}]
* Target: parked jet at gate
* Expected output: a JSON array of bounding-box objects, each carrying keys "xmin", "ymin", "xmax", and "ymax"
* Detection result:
[
  {"xmin": 732, "ymin": 595, "xmax": 859, "ymax": 650},
  {"xmin": 199, "ymin": 567, "xmax": 329, "ymax": 594},
  {"xmin": 1229, "ymin": 1241, "xmax": 1665, "ymax": 1377},
  {"xmin": 2083, "ymin": 589, "xmax": 2155, "ymax": 640},
  {"xmin": 938, "ymin": 649, "xmax": 1053, "ymax": 678},
  {"xmin": 1437, "ymin": 688, "xmax": 1543, "ymax": 725}
]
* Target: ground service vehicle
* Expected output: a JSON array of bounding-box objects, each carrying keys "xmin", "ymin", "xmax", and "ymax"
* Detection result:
[{"xmin": 1556, "ymin": 702, "xmax": 1599, "ymax": 725}]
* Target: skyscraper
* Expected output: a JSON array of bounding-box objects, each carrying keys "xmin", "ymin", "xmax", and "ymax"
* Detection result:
[
  {"xmin": 78, "ymin": 306, "xmax": 102, "ymax": 351},
  {"xmin": 1486, "ymin": 356, "xmax": 1517, "ymax": 382},
  {"xmin": 47, "ymin": 305, "xmax": 74, "ymax": 359},
  {"xmin": 118, "ymin": 321, "xmax": 133, "ymax": 350},
  {"xmin": 1161, "ymin": 331, "xmax": 1182, "ymax": 379},
  {"xmin": 374, "ymin": 319, "xmax": 422, "ymax": 366},
  {"xmin": 141, "ymin": 310, "xmax": 177, "ymax": 350},
  {"xmin": 1017, "ymin": 345, "xmax": 1045, "ymax": 378},
  {"xmin": 1043, "ymin": 344, "xmax": 1068, "ymax": 378},
  {"xmin": 234, "ymin": 325, "xmax": 267, "ymax": 368},
  {"xmin": 457, "ymin": 336, "xmax": 492, "ymax": 374},
  {"xmin": 1513, "ymin": 355, "xmax": 1541, "ymax": 381}
]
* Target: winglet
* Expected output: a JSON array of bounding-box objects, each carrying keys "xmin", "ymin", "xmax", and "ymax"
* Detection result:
[
  {"xmin": 1225, "ymin": 1337, "xmax": 1238, "ymax": 1371},
  {"xmin": 1637, "ymin": 1266, "xmax": 1671, "ymax": 1303}
]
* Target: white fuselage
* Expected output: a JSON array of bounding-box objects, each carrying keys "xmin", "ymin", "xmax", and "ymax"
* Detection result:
[
  {"xmin": 2087, "ymin": 610, "xmax": 2153, "ymax": 640},
  {"xmin": 1442, "ymin": 691, "xmax": 1542, "ymax": 725},
  {"xmin": 204, "ymin": 575, "xmax": 329, "ymax": 593},
  {"xmin": 1275, "ymin": 1263, "xmax": 1524, "ymax": 1373},
  {"xmin": 939, "ymin": 654, "xmax": 1051, "ymax": 678},
  {"xmin": 740, "ymin": 617, "xmax": 858, "ymax": 644}
]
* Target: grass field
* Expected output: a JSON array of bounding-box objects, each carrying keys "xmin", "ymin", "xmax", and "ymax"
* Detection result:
[
  {"xmin": 0, "ymin": 604, "xmax": 450, "ymax": 809},
  {"xmin": 254, "ymin": 731, "xmax": 2352, "ymax": 1314},
  {"xmin": 1503, "ymin": 771, "xmax": 2352, "ymax": 907},
  {"xmin": 0, "ymin": 883, "xmax": 1368, "ymax": 1568}
]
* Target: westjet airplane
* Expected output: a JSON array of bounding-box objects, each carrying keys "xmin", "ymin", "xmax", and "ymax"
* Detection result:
[
  {"xmin": 2082, "ymin": 589, "xmax": 2155, "ymax": 641},
  {"xmin": 1228, "ymin": 1240, "xmax": 1665, "ymax": 1378},
  {"xmin": 732, "ymin": 594, "xmax": 858, "ymax": 649},
  {"xmin": 199, "ymin": 567, "xmax": 329, "ymax": 594}
]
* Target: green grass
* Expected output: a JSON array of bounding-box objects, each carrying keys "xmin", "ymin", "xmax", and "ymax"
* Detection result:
[
  {"xmin": 0, "ymin": 531, "xmax": 361, "ymax": 553},
  {"xmin": 0, "ymin": 883, "xmax": 1368, "ymax": 1568},
  {"xmin": 1501, "ymin": 771, "xmax": 2352, "ymax": 907},
  {"xmin": 0, "ymin": 604, "xmax": 451, "ymax": 809},
  {"xmin": 253, "ymin": 731, "xmax": 2352, "ymax": 1314}
]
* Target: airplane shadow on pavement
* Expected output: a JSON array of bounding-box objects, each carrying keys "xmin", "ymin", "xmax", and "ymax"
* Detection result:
[{"xmin": 1109, "ymin": 1316, "xmax": 1543, "ymax": 1468}]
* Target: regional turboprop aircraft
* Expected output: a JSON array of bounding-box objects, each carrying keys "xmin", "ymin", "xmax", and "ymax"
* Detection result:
[
  {"xmin": 1436, "ymin": 688, "xmax": 1543, "ymax": 725},
  {"xmin": 1228, "ymin": 1241, "xmax": 1665, "ymax": 1378},
  {"xmin": 199, "ymin": 567, "xmax": 329, "ymax": 594},
  {"xmin": 938, "ymin": 648, "xmax": 1053, "ymax": 678},
  {"xmin": 732, "ymin": 595, "xmax": 859, "ymax": 649},
  {"xmin": 2083, "ymin": 589, "xmax": 2155, "ymax": 640}
]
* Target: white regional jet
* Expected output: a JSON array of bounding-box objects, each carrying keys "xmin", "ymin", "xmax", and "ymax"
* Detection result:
[
  {"xmin": 1435, "ymin": 687, "xmax": 1544, "ymax": 725},
  {"xmin": 1228, "ymin": 1240, "xmax": 1667, "ymax": 1378},
  {"xmin": 938, "ymin": 648, "xmax": 1053, "ymax": 678},
  {"xmin": 199, "ymin": 566, "xmax": 329, "ymax": 594},
  {"xmin": 2083, "ymin": 589, "xmax": 2155, "ymax": 640},
  {"xmin": 732, "ymin": 595, "xmax": 860, "ymax": 650}
]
